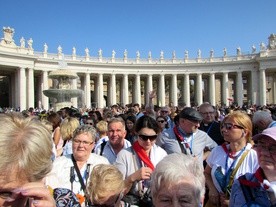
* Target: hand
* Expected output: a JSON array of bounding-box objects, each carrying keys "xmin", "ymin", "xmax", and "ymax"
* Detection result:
[
  {"xmin": 132, "ymin": 167, "xmax": 153, "ymax": 181},
  {"xmin": 5, "ymin": 182, "xmax": 55, "ymax": 207},
  {"xmin": 219, "ymin": 193, "xmax": 229, "ymax": 207},
  {"xmin": 148, "ymin": 91, "xmax": 156, "ymax": 99}
]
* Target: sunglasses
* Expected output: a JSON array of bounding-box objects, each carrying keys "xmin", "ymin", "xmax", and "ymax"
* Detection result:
[
  {"xmin": 161, "ymin": 110, "xmax": 169, "ymax": 113},
  {"xmin": 139, "ymin": 134, "xmax": 158, "ymax": 141},
  {"xmin": 157, "ymin": 120, "xmax": 165, "ymax": 123},
  {"xmin": 221, "ymin": 123, "xmax": 244, "ymax": 130}
]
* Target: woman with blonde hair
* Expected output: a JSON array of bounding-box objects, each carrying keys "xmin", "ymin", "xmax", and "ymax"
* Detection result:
[
  {"xmin": 87, "ymin": 164, "xmax": 130, "ymax": 206},
  {"xmin": 0, "ymin": 112, "xmax": 80, "ymax": 206},
  {"xmin": 204, "ymin": 110, "xmax": 259, "ymax": 207},
  {"xmin": 60, "ymin": 117, "xmax": 80, "ymax": 156}
]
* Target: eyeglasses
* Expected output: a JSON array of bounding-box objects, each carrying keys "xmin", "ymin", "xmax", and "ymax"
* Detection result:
[
  {"xmin": 73, "ymin": 139, "xmax": 94, "ymax": 146},
  {"xmin": 86, "ymin": 122, "xmax": 93, "ymax": 125},
  {"xmin": 157, "ymin": 120, "xmax": 165, "ymax": 123},
  {"xmin": 201, "ymin": 111, "xmax": 214, "ymax": 115},
  {"xmin": 221, "ymin": 123, "xmax": 244, "ymax": 130},
  {"xmin": 255, "ymin": 140, "xmax": 276, "ymax": 155},
  {"xmin": 139, "ymin": 134, "xmax": 158, "ymax": 141},
  {"xmin": 161, "ymin": 110, "xmax": 169, "ymax": 113}
]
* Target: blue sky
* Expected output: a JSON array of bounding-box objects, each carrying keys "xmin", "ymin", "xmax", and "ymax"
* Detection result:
[{"xmin": 1, "ymin": 0, "xmax": 276, "ymax": 58}]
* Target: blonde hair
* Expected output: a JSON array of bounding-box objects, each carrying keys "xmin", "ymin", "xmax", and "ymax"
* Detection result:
[
  {"xmin": 87, "ymin": 164, "xmax": 124, "ymax": 203},
  {"xmin": 0, "ymin": 112, "xmax": 53, "ymax": 182},
  {"xmin": 60, "ymin": 117, "xmax": 80, "ymax": 141},
  {"xmin": 96, "ymin": 120, "xmax": 108, "ymax": 135},
  {"xmin": 222, "ymin": 110, "xmax": 253, "ymax": 143}
]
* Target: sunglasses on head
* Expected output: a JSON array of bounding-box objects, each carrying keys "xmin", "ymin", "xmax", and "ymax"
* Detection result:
[
  {"xmin": 139, "ymin": 134, "xmax": 158, "ymax": 141},
  {"xmin": 221, "ymin": 123, "xmax": 244, "ymax": 130}
]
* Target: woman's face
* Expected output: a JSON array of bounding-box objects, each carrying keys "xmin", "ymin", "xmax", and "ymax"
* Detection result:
[
  {"xmin": 156, "ymin": 118, "xmax": 167, "ymax": 130},
  {"xmin": 72, "ymin": 133, "xmax": 95, "ymax": 161},
  {"xmin": 137, "ymin": 127, "xmax": 157, "ymax": 152},
  {"xmin": 221, "ymin": 117, "xmax": 245, "ymax": 143},
  {"xmin": 154, "ymin": 179, "xmax": 201, "ymax": 207},
  {"xmin": 256, "ymin": 137, "xmax": 276, "ymax": 173},
  {"xmin": 126, "ymin": 120, "xmax": 134, "ymax": 130}
]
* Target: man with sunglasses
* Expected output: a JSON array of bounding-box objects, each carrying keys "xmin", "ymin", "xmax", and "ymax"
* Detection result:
[{"xmin": 156, "ymin": 107, "xmax": 217, "ymax": 164}]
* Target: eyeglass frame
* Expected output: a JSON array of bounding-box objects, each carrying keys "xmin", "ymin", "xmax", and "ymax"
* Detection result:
[
  {"xmin": 221, "ymin": 123, "xmax": 244, "ymax": 130},
  {"xmin": 73, "ymin": 139, "xmax": 94, "ymax": 146}
]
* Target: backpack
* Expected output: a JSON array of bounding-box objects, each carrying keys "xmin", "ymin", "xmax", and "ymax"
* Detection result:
[{"xmin": 239, "ymin": 175, "xmax": 268, "ymax": 207}]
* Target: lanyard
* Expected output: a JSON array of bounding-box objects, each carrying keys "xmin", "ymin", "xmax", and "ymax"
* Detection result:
[
  {"xmin": 206, "ymin": 121, "xmax": 215, "ymax": 135},
  {"xmin": 224, "ymin": 147, "xmax": 246, "ymax": 188},
  {"xmin": 173, "ymin": 126, "xmax": 194, "ymax": 155}
]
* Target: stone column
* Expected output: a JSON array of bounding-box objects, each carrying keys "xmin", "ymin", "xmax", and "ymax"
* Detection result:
[
  {"xmin": 259, "ymin": 69, "xmax": 266, "ymax": 106},
  {"xmin": 273, "ymin": 73, "xmax": 276, "ymax": 104},
  {"xmin": 13, "ymin": 71, "xmax": 19, "ymax": 108},
  {"xmin": 27, "ymin": 68, "xmax": 34, "ymax": 108},
  {"xmin": 171, "ymin": 74, "xmax": 178, "ymax": 106},
  {"xmin": 222, "ymin": 72, "xmax": 229, "ymax": 106},
  {"xmin": 209, "ymin": 73, "xmax": 216, "ymax": 106},
  {"xmin": 42, "ymin": 70, "xmax": 49, "ymax": 110},
  {"xmin": 72, "ymin": 79, "xmax": 78, "ymax": 108},
  {"xmin": 183, "ymin": 73, "xmax": 190, "ymax": 107},
  {"xmin": 121, "ymin": 74, "xmax": 129, "ymax": 106},
  {"xmin": 85, "ymin": 73, "xmax": 91, "ymax": 108},
  {"xmin": 158, "ymin": 74, "xmax": 166, "ymax": 106},
  {"xmin": 97, "ymin": 73, "xmax": 104, "ymax": 108},
  {"xmin": 111, "ymin": 73, "xmax": 117, "ymax": 105},
  {"xmin": 19, "ymin": 67, "xmax": 26, "ymax": 111},
  {"xmin": 146, "ymin": 74, "xmax": 153, "ymax": 104},
  {"xmin": 236, "ymin": 71, "xmax": 243, "ymax": 106},
  {"xmin": 134, "ymin": 74, "xmax": 141, "ymax": 105},
  {"xmin": 250, "ymin": 70, "xmax": 259, "ymax": 105},
  {"xmin": 196, "ymin": 73, "xmax": 203, "ymax": 106}
]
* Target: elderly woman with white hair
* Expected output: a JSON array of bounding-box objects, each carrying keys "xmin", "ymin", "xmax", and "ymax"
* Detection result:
[{"xmin": 151, "ymin": 153, "xmax": 205, "ymax": 207}]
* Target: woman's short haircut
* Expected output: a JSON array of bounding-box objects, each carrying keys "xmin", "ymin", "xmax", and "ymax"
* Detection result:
[
  {"xmin": 135, "ymin": 115, "xmax": 160, "ymax": 134},
  {"xmin": 60, "ymin": 117, "xmax": 80, "ymax": 141},
  {"xmin": 0, "ymin": 112, "xmax": 53, "ymax": 182},
  {"xmin": 87, "ymin": 164, "xmax": 124, "ymax": 204},
  {"xmin": 151, "ymin": 153, "xmax": 205, "ymax": 205},
  {"xmin": 73, "ymin": 125, "xmax": 97, "ymax": 142},
  {"xmin": 96, "ymin": 120, "xmax": 108, "ymax": 135}
]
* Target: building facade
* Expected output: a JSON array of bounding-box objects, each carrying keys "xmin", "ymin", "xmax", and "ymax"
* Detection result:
[{"xmin": 0, "ymin": 26, "xmax": 276, "ymax": 111}]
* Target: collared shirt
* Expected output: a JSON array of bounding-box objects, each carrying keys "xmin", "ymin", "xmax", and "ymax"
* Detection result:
[
  {"xmin": 156, "ymin": 126, "xmax": 217, "ymax": 163},
  {"xmin": 94, "ymin": 139, "xmax": 132, "ymax": 164},
  {"xmin": 268, "ymin": 121, "xmax": 276, "ymax": 128}
]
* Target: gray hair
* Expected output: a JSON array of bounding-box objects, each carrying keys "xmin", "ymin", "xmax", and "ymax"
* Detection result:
[
  {"xmin": 73, "ymin": 124, "xmax": 98, "ymax": 142},
  {"xmin": 252, "ymin": 110, "xmax": 272, "ymax": 125},
  {"xmin": 0, "ymin": 112, "xmax": 53, "ymax": 182},
  {"xmin": 151, "ymin": 153, "xmax": 205, "ymax": 205},
  {"xmin": 108, "ymin": 117, "xmax": 126, "ymax": 131}
]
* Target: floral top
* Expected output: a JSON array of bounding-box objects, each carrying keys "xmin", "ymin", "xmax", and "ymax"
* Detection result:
[{"xmin": 54, "ymin": 188, "xmax": 81, "ymax": 207}]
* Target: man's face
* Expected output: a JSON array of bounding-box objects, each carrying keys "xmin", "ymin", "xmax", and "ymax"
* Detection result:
[
  {"xmin": 199, "ymin": 106, "xmax": 215, "ymax": 124},
  {"xmin": 179, "ymin": 118, "xmax": 200, "ymax": 134},
  {"xmin": 107, "ymin": 122, "xmax": 126, "ymax": 147}
]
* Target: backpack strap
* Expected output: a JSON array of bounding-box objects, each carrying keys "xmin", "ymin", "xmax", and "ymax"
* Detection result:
[
  {"xmin": 239, "ymin": 175, "xmax": 255, "ymax": 203},
  {"xmin": 100, "ymin": 140, "xmax": 107, "ymax": 156}
]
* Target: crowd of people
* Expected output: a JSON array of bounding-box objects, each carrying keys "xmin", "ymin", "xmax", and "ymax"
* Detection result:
[{"xmin": 0, "ymin": 97, "xmax": 276, "ymax": 207}]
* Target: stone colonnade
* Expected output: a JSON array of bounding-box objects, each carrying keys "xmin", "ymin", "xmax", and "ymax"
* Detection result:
[{"xmin": 9, "ymin": 66, "xmax": 275, "ymax": 111}]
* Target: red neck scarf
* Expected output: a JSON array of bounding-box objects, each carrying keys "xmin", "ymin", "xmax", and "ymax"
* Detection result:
[{"xmin": 132, "ymin": 141, "xmax": 154, "ymax": 171}]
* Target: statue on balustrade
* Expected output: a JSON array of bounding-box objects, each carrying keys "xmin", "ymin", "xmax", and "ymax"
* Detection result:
[
  {"xmin": 72, "ymin": 47, "xmax": 76, "ymax": 56},
  {"xmin": 44, "ymin": 43, "xmax": 48, "ymax": 53},
  {"xmin": 98, "ymin": 48, "xmax": 102, "ymax": 58},
  {"xmin": 148, "ymin": 51, "xmax": 152, "ymax": 59},
  {"xmin": 136, "ymin": 50, "xmax": 140, "ymax": 59},
  {"xmin": 223, "ymin": 48, "xmax": 227, "ymax": 57},
  {"xmin": 197, "ymin": 49, "xmax": 201, "ymax": 58},
  {"xmin": 260, "ymin": 42, "xmax": 266, "ymax": 51},
  {"xmin": 124, "ymin": 49, "xmax": 128, "ymax": 59},
  {"xmin": 185, "ymin": 50, "xmax": 188, "ymax": 59},
  {"xmin": 28, "ymin": 38, "xmax": 33, "ymax": 49},
  {"xmin": 58, "ymin": 45, "xmax": 62, "ymax": 54},
  {"xmin": 160, "ymin": 50, "xmax": 164, "ymax": 59},
  {"xmin": 172, "ymin": 50, "xmax": 176, "ymax": 59},
  {"xmin": 112, "ymin": 50, "xmax": 116, "ymax": 58},
  {"xmin": 237, "ymin": 46, "xmax": 241, "ymax": 56},
  {"xmin": 85, "ymin": 48, "xmax": 90, "ymax": 57},
  {"xmin": 210, "ymin": 49, "xmax": 214, "ymax": 58},
  {"xmin": 20, "ymin": 37, "xmax": 25, "ymax": 48},
  {"xmin": 251, "ymin": 45, "xmax": 256, "ymax": 53}
]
